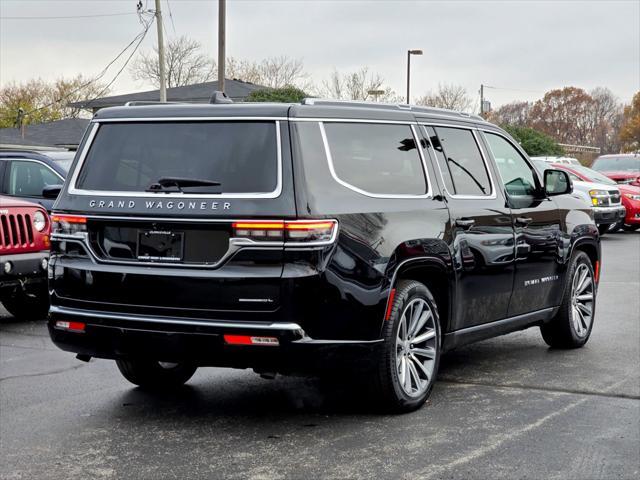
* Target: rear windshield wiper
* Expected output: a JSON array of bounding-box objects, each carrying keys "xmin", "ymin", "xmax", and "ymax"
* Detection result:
[{"xmin": 146, "ymin": 177, "xmax": 222, "ymax": 193}]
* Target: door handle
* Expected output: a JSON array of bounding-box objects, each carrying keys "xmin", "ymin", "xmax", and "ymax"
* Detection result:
[
  {"xmin": 455, "ymin": 218, "xmax": 475, "ymax": 230},
  {"xmin": 515, "ymin": 216, "xmax": 533, "ymax": 226}
]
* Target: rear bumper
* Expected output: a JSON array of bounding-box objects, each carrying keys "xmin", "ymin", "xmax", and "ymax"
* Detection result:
[
  {"xmin": 48, "ymin": 306, "xmax": 383, "ymax": 373},
  {"xmin": 0, "ymin": 251, "xmax": 48, "ymax": 291},
  {"xmin": 593, "ymin": 205, "xmax": 626, "ymax": 224}
]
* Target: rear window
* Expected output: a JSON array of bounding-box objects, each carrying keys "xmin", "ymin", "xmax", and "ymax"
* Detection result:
[
  {"xmin": 323, "ymin": 122, "xmax": 427, "ymax": 196},
  {"xmin": 75, "ymin": 122, "xmax": 279, "ymax": 194}
]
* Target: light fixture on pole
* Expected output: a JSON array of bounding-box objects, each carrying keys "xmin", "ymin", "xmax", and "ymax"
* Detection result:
[
  {"xmin": 368, "ymin": 89, "xmax": 385, "ymax": 102},
  {"xmin": 406, "ymin": 49, "xmax": 423, "ymax": 104}
]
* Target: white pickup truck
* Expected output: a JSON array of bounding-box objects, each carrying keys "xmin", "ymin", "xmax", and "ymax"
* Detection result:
[{"xmin": 533, "ymin": 160, "xmax": 625, "ymax": 234}]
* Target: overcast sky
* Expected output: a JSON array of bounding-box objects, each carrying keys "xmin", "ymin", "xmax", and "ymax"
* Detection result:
[{"xmin": 1, "ymin": 0, "xmax": 638, "ymax": 109}]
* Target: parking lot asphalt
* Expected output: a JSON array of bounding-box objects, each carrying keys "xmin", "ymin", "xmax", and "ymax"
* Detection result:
[{"xmin": 1, "ymin": 232, "xmax": 639, "ymax": 480}]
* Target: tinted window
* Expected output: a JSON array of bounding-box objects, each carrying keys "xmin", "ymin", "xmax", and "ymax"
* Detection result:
[
  {"xmin": 7, "ymin": 160, "xmax": 61, "ymax": 197},
  {"xmin": 433, "ymin": 127, "xmax": 491, "ymax": 196},
  {"xmin": 484, "ymin": 132, "xmax": 538, "ymax": 198},
  {"xmin": 323, "ymin": 123, "xmax": 427, "ymax": 195},
  {"xmin": 424, "ymin": 126, "xmax": 455, "ymax": 193},
  {"xmin": 76, "ymin": 122, "xmax": 278, "ymax": 193}
]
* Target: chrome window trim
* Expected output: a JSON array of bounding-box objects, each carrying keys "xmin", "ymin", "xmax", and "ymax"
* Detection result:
[
  {"xmin": 419, "ymin": 123, "xmax": 497, "ymax": 200},
  {"xmin": 293, "ymin": 118, "xmax": 416, "ymax": 125},
  {"xmin": 68, "ymin": 120, "xmax": 283, "ymax": 199},
  {"xmin": 49, "ymin": 305, "xmax": 304, "ymax": 331},
  {"xmin": 92, "ymin": 116, "xmax": 288, "ymax": 123},
  {"xmin": 318, "ymin": 121, "xmax": 432, "ymax": 199}
]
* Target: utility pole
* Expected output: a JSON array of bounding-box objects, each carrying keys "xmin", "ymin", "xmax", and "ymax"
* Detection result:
[
  {"xmin": 479, "ymin": 84, "xmax": 484, "ymax": 116},
  {"xmin": 154, "ymin": 0, "xmax": 167, "ymax": 102},
  {"xmin": 218, "ymin": 0, "xmax": 226, "ymax": 94}
]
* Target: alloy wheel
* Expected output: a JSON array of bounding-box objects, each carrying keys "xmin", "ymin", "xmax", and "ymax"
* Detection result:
[
  {"xmin": 395, "ymin": 298, "xmax": 438, "ymax": 397},
  {"xmin": 571, "ymin": 263, "xmax": 594, "ymax": 338}
]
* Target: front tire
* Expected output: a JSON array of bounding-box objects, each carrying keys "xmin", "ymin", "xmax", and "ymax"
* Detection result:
[
  {"xmin": 623, "ymin": 224, "xmax": 640, "ymax": 232},
  {"xmin": 116, "ymin": 359, "xmax": 197, "ymax": 389},
  {"xmin": 1, "ymin": 286, "xmax": 49, "ymax": 320},
  {"xmin": 540, "ymin": 251, "xmax": 596, "ymax": 348},
  {"xmin": 597, "ymin": 224, "xmax": 611, "ymax": 235},
  {"xmin": 370, "ymin": 280, "xmax": 441, "ymax": 413}
]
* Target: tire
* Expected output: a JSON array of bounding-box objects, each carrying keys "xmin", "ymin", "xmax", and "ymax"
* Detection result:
[
  {"xmin": 623, "ymin": 224, "xmax": 640, "ymax": 232},
  {"xmin": 370, "ymin": 280, "xmax": 441, "ymax": 413},
  {"xmin": 540, "ymin": 251, "xmax": 596, "ymax": 349},
  {"xmin": 116, "ymin": 359, "xmax": 197, "ymax": 389},
  {"xmin": 597, "ymin": 224, "xmax": 611, "ymax": 235},
  {"xmin": 1, "ymin": 287, "xmax": 49, "ymax": 320}
]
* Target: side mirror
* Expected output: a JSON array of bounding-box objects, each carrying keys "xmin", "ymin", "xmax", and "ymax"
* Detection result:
[
  {"xmin": 544, "ymin": 169, "xmax": 572, "ymax": 196},
  {"xmin": 42, "ymin": 184, "xmax": 62, "ymax": 199}
]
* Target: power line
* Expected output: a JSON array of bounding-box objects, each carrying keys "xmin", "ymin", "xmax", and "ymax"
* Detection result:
[
  {"xmin": 2, "ymin": 14, "xmax": 155, "ymax": 123},
  {"xmin": 1, "ymin": 12, "xmax": 137, "ymax": 20}
]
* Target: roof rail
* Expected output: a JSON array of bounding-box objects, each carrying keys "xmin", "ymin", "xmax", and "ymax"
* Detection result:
[
  {"xmin": 124, "ymin": 101, "xmax": 188, "ymax": 106},
  {"xmin": 301, "ymin": 98, "xmax": 485, "ymax": 121}
]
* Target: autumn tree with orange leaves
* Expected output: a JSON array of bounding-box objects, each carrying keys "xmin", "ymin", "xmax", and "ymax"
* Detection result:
[{"xmin": 619, "ymin": 91, "xmax": 640, "ymax": 152}]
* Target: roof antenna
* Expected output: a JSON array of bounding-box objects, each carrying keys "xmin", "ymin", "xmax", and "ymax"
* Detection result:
[{"xmin": 209, "ymin": 91, "xmax": 233, "ymax": 104}]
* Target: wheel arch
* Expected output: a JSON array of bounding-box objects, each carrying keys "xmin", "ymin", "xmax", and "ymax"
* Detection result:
[{"xmin": 383, "ymin": 256, "xmax": 454, "ymax": 335}]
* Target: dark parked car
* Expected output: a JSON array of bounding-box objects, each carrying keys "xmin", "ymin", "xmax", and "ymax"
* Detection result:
[
  {"xmin": 0, "ymin": 150, "xmax": 72, "ymax": 211},
  {"xmin": 47, "ymin": 99, "xmax": 600, "ymax": 412}
]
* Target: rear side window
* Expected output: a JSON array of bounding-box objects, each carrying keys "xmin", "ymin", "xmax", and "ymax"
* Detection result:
[
  {"xmin": 75, "ymin": 122, "xmax": 279, "ymax": 194},
  {"xmin": 7, "ymin": 160, "xmax": 61, "ymax": 197},
  {"xmin": 322, "ymin": 122, "xmax": 427, "ymax": 196},
  {"xmin": 431, "ymin": 127, "xmax": 492, "ymax": 196}
]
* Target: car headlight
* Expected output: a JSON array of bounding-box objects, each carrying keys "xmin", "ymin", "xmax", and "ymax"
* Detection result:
[
  {"xmin": 589, "ymin": 189, "xmax": 609, "ymax": 206},
  {"xmin": 624, "ymin": 193, "xmax": 640, "ymax": 201},
  {"xmin": 33, "ymin": 210, "xmax": 47, "ymax": 232}
]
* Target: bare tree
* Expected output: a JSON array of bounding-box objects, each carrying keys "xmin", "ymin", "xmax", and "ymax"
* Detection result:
[
  {"xmin": 416, "ymin": 84, "xmax": 473, "ymax": 112},
  {"xmin": 486, "ymin": 101, "xmax": 532, "ymax": 127},
  {"xmin": 130, "ymin": 36, "xmax": 215, "ymax": 88},
  {"xmin": 226, "ymin": 56, "xmax": 309, "ymax": 89},
  {"xmin": 590, "ymin": 87, "xmax": 623, "ymax": 153},
  {"xmin": 322, "ymin": 68, "xmax": 399, "ymax": 102}
]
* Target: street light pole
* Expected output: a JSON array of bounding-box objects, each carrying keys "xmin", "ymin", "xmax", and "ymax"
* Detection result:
[
  {"xmin": 406, "ymin": 49, "xmax": 423, "ymax": 104},
  {"xmin": 154, "ymin": 0, "xmax": 167, "ymax": 102},
  {"xmin": 218, "ymin": 0, "xmax": 226, "ymax": 94}
]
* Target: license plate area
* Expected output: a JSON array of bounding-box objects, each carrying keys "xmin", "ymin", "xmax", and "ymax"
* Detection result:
[{"xmin": 137, "ymin": 230, "xmax": 184, "ymax": 262}]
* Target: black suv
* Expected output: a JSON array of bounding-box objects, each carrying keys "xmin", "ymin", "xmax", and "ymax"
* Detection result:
[{"xmin": 48, "ymin": 99, "xmax": 600, "ymax": 412}]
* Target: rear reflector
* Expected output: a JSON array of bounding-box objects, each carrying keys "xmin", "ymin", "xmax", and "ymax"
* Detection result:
[
  {"xmin": 385, "ymin": 288, "xmax": 397, "ymax": 321},
  {"xmin": 55, "ymin": 320, "xmax": 86, "ymax": 332},
  {"xmin": 224, "ymin": 334, "xmax": 279, "ymax": 346},
  {"xmin": 595, "ymin": 260, "xmax": 600, "ymax": 282}
]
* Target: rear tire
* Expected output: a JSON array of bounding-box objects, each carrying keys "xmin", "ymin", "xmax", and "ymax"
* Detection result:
[
  {"xmin": 116, "ymin": 359, "xmax": 197, "ymax": 389},
  {"xmin": 540, "ymin": 251, "xmax": 595, "ymax": 349},
  {"xmin": 1, "ymin": 287, "xmax": 49, "ymax": 321},
  {"xmin": 369, "ymin": 280, "xmax": 441, "ymax": 413}
]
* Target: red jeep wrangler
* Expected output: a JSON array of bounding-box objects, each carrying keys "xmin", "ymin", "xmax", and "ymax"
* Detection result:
[{"xmin": 0, "ymin": 196, "xmax": 50, "ymax": 320}]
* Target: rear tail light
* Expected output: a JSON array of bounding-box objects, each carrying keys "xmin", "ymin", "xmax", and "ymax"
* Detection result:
[
  {"xmin": 51, "ymin": 215, "xmax": 87, "ymax": 236},
  {"xmin": 224, "ymin": 334, "xmax": 279, "ymax": 346},
  {"xmin": 55, "ymin": 320, "xmax": 86, "ymax": 332},
  {"xmin": 232, "ymin": 220, "xmax": 337, "ymax": 244}
]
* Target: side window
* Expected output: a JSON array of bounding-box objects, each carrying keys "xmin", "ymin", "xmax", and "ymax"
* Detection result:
[
  {"xmin": 424, "ymin": 126, "xmax": 456, "ymax": 193},
  {"xmin": 431, "ymin": 127, "xmax": 492, "ymax": 196},
  {"xmin": 322, "ymin": 122, "xmax": 427, "ymax": 196},
  {"xmin": 7, "ymin": 160, "xmax": 60, "ymax": 197},
  {"xmin": 483, "ymin": 133, "xmax": 539, "ymax": 199}
]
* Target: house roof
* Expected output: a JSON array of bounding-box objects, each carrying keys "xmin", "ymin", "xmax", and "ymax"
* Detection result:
[
  {"xmin": 0, "ymin": 118, "xmax": 90, "ymax": 149},
  {"xmin": 69, "ymin": 79, "xmax": 267, "ymax": 109}
]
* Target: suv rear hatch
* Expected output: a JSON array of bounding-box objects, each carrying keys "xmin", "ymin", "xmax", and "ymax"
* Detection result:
[{"xmin": 52, "ymin": 115, "xmax": 300, "ymax": 318}]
